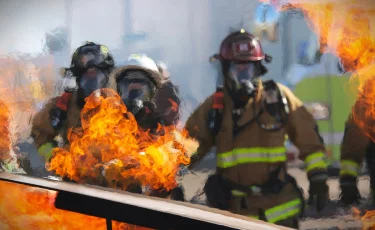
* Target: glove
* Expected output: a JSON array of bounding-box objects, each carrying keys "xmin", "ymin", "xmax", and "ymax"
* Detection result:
[
  {"xmin": 170, "ymin": 185, "xmax": 185, "ymax": 201},
  {"xmin": 340, "ymin": 175, "xmax": 361, "ymax": 205},
  {"xmin": 38, "ymin": 142, "xmax": 57, "ymax": 162},
  {"xmin": 308, "ymin": 173, "xmax": 329, "ymax": 212}
]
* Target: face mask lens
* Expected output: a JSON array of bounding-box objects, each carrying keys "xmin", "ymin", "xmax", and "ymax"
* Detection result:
[
  {"xmin": 117, "ymin": 78, "xmax": 151, "ymax": 105},
  {"xmin": 79, "ymin": 68, "xmax": 108, "ymax": 96},
  {"xmin": 228, "ymin": 62, "xmax": 255, "ymax": 84}
]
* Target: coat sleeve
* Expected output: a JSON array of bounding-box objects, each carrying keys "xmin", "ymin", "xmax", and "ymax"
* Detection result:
[
  {"xmin": 278, "ymin": 84, "xmax": 327, "ymax": 177},
  {"xmin": 184, "ymin": 95, "xmax": 215, "ymax": 170},
  {"xmin": 31, "ymin": 97, "xmax": 59, "ymax": 149},
  {"xmin": 340, "ymin": 113, "xmax": 370, "ymax": 177}
]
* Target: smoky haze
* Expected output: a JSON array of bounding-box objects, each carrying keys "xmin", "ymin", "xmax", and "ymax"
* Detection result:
[{"xmin": 0, "ymin": 0, "xmax": 339, "ymax": 123}]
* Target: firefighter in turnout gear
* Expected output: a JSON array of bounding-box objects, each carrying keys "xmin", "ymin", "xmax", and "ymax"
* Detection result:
[
  {"xmin": 108, "ymin": 53, "xmax": 183, "ymax": 200},
  {"xmin": 111, "ymin": 54, "xmax": 180, "ymax": 131},
  {"xmin": 184, "ymin": 30, "xmax": 328, "ymax": 228},
  {"xmin": 339, "ymin": 112, "xmax": 372, "ymax": 205},
  {"xmin": 31, "ymin": 42, "xmax": 116, "ymax": 163}
]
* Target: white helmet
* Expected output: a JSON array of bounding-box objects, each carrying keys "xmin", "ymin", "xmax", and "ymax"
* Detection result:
[
  {"xmin": 122, "ymin": 54, "xmax": 160, "ymax": 78},
  {"xmin": 111, "ymin": 53, "xmax": 163, "ymax": 87}
]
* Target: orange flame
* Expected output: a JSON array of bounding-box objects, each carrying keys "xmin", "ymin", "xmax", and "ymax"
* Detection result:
[
  {"xmin": 0, "ymin": 100, "xmax": 11, "ymax": 162},
  {"xmin": 47, "ymin": 88, "xmax": 197, "ymax": 192},
  {"xmin": 351, "ymin": 65, "xmax": 375, "ymax": 143},
  {"xmin": 0, "ymin": 56, "xmax": 57, "ymax": 150},
  {"xmin": 288, "ymin": 1, "xmax": 375, "ymax": 137},
  {"xmin": 290, "ymin": 0, "xmax": 375, "ymax": 72},
  {"xmin": 352, "ymin": 207, "xmax": 375, "ymax": 230},
  {"xmin": 0, "ymin": 180, "xmax": 152, "ymax": 230},
  {"xmin": 168, "ymin": 98, "xmax": 179, "ymax": 112}
]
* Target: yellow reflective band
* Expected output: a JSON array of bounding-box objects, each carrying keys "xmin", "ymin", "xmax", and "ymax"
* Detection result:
[
  {"xmin": 232, "ymin": 186, "xmax": 262, "ymax": 197},
  {"xmin": 340, "ymin": 160, "xmax": 359, "ymax": 177},
  {"xmin": 264, "ymin": 198, "xmax": 301, "ymax": 223},
  {"xmin": 305, "ymin": 152, "xmax": 327, "ymax": 172},
  {"xmin": 38, "ymin": 142, "xmax": 55, "ymax": 161},
  {"xmin": 231, "ymin": 190, "xmax": 247, "ymax": 197},
  {"xmin": 217, "ymin": 147, "xmax": 286, "ymax": 168}
]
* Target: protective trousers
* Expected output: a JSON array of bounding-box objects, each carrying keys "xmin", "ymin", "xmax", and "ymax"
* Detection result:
[{"xmin": 229, "ymin": 182, "xmax": 303, "ymax": 229}]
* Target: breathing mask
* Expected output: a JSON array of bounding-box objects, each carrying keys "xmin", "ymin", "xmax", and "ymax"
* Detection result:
[
  {"xmin": 227, "ymin": 62, "xmax": 259, "ymax": 103},
  {"xmin": 78, "ymin": 67, "xmax": 109, "ymax": 98},
  {"xmin": 117, "ymin": 70, "xmax": 155, "ymax": 116}
]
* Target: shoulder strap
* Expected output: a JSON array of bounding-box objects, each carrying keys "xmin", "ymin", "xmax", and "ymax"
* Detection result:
[{"xmin": 262, "ymin": 80, "xmax": 289, "ymax": 116}]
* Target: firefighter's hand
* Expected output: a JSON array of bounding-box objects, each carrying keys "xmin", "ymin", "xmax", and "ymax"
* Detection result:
[
  {"xmin": 339, "ymin": 175, "xmax": 361, "ymax": 205},
  {"xmin": 308, "ymin": 173, "xmax": 329, "ymax": 212}
]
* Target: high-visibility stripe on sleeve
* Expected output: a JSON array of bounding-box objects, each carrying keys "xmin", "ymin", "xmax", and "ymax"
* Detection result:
[
  {"xmin": 340, "ymin": 160, "xmax": 359, "ymax": 177},
  {"xmin": 305, "ymin": 152, "xmax": 327, "ymax": 172}
]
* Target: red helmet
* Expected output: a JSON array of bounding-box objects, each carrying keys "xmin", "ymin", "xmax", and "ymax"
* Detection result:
[{"xmin": 212, "ymin": 29, "xmax": 270, "ymax": 62}]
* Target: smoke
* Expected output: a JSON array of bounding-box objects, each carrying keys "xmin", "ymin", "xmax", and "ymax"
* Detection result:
[{"xmin": 0, "ymin": 0, "xmax": 307, "ymax": 123}]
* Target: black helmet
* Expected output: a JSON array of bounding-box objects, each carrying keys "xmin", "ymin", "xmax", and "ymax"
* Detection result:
[{"xmin": 69, "ymin": 41, "xmax": 115, "ymax": 77}]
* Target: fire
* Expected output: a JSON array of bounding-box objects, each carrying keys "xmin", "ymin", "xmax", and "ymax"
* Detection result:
[
  {"xmin": 287, "ymin": 0, "xmax": 375, "ymax": 228},
  {"xmin": 0, "ymin": 180, "xmax": 152, "ymax": 230},
  {"xmin": 290, "ymin": 0, "xmax": 375, "ymax": 72},
  {"xmin": 286, "ymin": 2, "xmax": 375, "ymax": 136},
  {"xmin": 290, "ymin": 0, "xmax": 375, "ymax": 142},
  {"xmin": 0, "ymin": 57, "xmax": 42, "ymax": 171},
  {"xmin": 351, "ymin": 65, "xmax": 375, "ymax": 143},
  {"xmin": 168, "ymin": 98, "xmax": 178, "ymax": 112},
  {"xmin": 47, "ymin": 88, "xmax": 197, "ymax": 192},
  {"xmin": 0, "ymin": 56, "xmax": 56, "ymax": 159},
  {"xmin": 352, "ymin": 207, "xmax": 375, "ymax": 230},
  {"xmin": 0, "ymin": 100, "xmax": 11, "ymax": 162}
]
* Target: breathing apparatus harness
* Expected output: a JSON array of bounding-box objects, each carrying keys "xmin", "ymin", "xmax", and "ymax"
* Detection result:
[{"xmin": 207, "ymin": 55, "xmax": 289, "ymax": 138}]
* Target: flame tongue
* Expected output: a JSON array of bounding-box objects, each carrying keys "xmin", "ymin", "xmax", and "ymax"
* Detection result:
[
  {"xmin": 287, "ymin": 0, "xmax": 375, "ymax": 138},
  {"xmin": 290, "ymin": 0, "xmax": 375, "ymax": 72},
  {"xmin": 47, "ymin": 88, "xmax": 195, "ymax": 192},
  {"xmin": 0, "ymin": 181, "xmax": 152, "ymax": 230},
  {"xmin": 0, "ymin": 100, "xmax": 11, "ymax": 162}
]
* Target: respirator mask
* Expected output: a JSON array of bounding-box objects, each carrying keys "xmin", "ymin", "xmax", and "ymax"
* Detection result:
[
  {"xmin": 117, "ymin": 71, "xmax": 156, "ymax": 117},
  {"xmin": 227, "ymin": 62, "xmax": 259, "ymax": 104}
]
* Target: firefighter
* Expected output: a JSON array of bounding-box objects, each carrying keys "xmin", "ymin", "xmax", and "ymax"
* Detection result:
[
  {"xmin": 183, "ymin": 30, "xmax": 328, "ymax": 228},
  {"xmin": 112, "ymin": 54, "xmax": 180, "ymax": 131},
  {"xmin": 339, "ymin": 112, "xmax": 372, "ymax": 206},
  {"xmin": 31, "ymin": 41, "xmax": 116, "ymax": 163},
  {"xmin": 108, "ymin": 53, "xmax": 183, "ymax": 200}
]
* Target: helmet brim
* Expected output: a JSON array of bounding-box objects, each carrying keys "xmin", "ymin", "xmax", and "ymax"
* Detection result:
[{"xmin": 110, "ymin": 65, "xmax": 163, "ymax": 88}]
